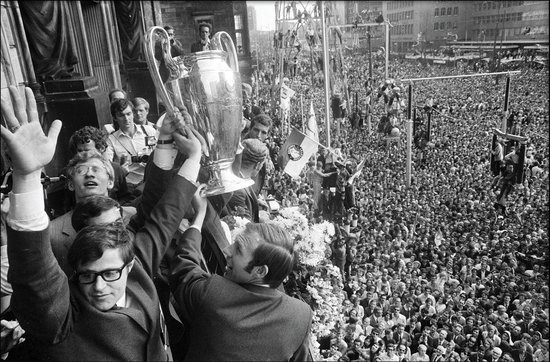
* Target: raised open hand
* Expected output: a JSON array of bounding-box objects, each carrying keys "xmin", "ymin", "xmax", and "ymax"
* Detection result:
[{"xmin": 0, "ymin": 86, "xmax": 61, "ymax": 176}]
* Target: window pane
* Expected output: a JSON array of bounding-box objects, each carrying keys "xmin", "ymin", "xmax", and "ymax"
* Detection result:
[
  {"xmin": 234, "ymin": 15, "xmax": 242, "ymax": 30},
  {"xmin": 235, "ymin": 32, "xmax": 243, "ymax": 53}
]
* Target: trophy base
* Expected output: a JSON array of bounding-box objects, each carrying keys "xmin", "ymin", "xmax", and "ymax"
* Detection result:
[{"xmin": 201, "ymin": 161, "xmax": 255, "ymax": 197}]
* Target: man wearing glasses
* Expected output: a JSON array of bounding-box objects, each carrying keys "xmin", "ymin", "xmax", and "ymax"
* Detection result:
[
  {"xmin": 50, "ymin": 150, "xmax": 137, "ymax": 276},
  {"xmin": 1, "ymin": 86, "xmax": 202, "ymax": 360},
  {"xmin": 191, "ymin": 23, "xmax": 212, "ymax": 53}
]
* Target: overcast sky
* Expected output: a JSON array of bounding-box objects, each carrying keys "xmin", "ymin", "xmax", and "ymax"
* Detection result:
[{"xmin": 248, "ymin": 1, "xmax": 276, "ymax": 31}]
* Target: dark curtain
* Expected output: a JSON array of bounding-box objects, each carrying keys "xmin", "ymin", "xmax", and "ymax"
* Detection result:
[
  {"xmin": 20, "ymin": 1, "xmax": 78, "ymax": 81},
  {"xmin": 114, "ymin": 1, "xmax": 145, "ymax": 64}
]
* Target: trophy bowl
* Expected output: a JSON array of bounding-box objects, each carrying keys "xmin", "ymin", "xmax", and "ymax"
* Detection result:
[{"xmin": 145, "ymin": 27, "xmax": 254, "ymax": 196}]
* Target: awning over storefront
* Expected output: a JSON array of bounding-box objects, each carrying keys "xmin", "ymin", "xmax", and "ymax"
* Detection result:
[
  {"xmin": 524, "ymin": 45, "xmax": 549, "ymax": 52},
  {"xmin": 450, "ymin": 45, "xmax": 519, "ymax": 51}
]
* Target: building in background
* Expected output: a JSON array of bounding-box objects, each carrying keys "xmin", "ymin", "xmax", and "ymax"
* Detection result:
[
  {"xmin": 1, "ymin": 0, "xmax": 250, "ymax": 177},
  {"xmin": 382, "ymin": 1, "xmax": 548, "ymax": 54},
  {"xmin": 160, "ymin": 1, "xmax": 251, "ymax": 77},
  {"xmin": 248, "ymin": 5, "xmax": 257, "ymax": 31}
]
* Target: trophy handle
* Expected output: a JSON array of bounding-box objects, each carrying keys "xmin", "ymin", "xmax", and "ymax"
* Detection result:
[
  {"xmin": 145, "ymin": 26, "xmax": 187, "ymax": 116},
  {"xmin": 211, "ymin": 31, "xmax": 239, "ymax": 73}
]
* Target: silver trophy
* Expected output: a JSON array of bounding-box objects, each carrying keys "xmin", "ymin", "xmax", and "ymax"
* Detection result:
[{"xmin": 145, "ymin": 26, "xmax": 254, "ymax": 196}]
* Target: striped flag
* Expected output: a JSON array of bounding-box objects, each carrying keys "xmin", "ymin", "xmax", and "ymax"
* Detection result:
[
  {"xmin": 305, "ymin": 101, "xmax": 319, "ymax": 144},
  {"xmin": 277, "ymin": 128, "xmax": 318, "ymax": 178}
]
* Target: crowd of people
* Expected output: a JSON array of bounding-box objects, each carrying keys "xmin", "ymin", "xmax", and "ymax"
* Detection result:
[
  {"xmin": 1, "ymin": 24, "xmax": 548, "ymax": 361},
  {"xmin": 251, "ymin": 49, "xmax": 549, "ymax": 361}
]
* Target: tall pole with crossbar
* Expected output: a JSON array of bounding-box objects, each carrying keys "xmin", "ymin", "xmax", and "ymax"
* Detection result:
[
  {"xmin": 406, "ymin": 82, "xmax": 413, "ymax": 188},
  {"xmin": 321, "ymin": 1, "xmax": 331, "ymax": 146}
]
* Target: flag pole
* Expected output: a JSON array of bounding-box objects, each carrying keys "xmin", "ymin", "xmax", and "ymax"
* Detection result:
[
  {"xmin": 502, "ymin": 73, "xmax": 510, "ymax": 132},
  {"xmin": 321, "ymin": 1, "xmax": 331, "ymax": 147},
  {"xmin": 301, "ymin": 94, "xmax": 304, "ymax": 133},
  {"xmin": 406, "ymin": 82, "xmax": 413, "ymax": 188}
]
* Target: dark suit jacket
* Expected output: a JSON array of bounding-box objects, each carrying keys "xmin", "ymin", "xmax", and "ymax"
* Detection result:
[
  {"xmin": 7, "ymin": 172, "xmax": 197, "ymax": 360},
  {"xmin": 225, "ymin": 185, "xmax": 260, "ymax": 222},
  {"xmin": 412, "ymin": 333, "xmax": 437, "ymax": 354},
  {"xmin": 392, "ymin": 330, "xmax": 412, "ymax": 347},
  {"xmin": 511, "ymin": 350, "xmax": 534, "ymax": 362},
  {"xmin": 169, "ymin": 228, "xmax": 313, "ymax": 361},
  {"xmin": 190, "ymin": 41, "xmax": 210, "ymax": 53}
]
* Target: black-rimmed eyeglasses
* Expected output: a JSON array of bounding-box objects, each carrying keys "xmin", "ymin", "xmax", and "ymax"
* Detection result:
[{"xmin": 74, "ymin": 263, "xmax": 129, "ymax": 284}]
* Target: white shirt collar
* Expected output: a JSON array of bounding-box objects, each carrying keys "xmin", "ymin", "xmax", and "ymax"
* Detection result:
[{"xmin": 116, "ymin": 291, "xmax": 128, "ymax": 308}]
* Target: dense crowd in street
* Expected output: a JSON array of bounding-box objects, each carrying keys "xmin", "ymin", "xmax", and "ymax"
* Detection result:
[{"xmin": 251, "ymin": 51, "xmax": 549, "ymax": 361}]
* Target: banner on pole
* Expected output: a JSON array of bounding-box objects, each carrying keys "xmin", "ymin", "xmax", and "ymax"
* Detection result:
[
  {"xmin": 349, "ymin": 158, "xmax": 366, "ymax": 181},
  {"xmin": 305, "ymin": 102, "xmax": 319, "ymax": 143},
  {"xmin": 280, "ymin": 84, "xmax": 296, "ymax": 111},
  {"xmin": 278, "ymin": 128, "xmax": 318, "ymax": 178}
]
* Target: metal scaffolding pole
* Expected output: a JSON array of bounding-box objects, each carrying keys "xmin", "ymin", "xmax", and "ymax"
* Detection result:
[
  {"xmin": 321, "ymin": 1, "xmax": 331, "ymax": 146},
  {"xmin": 385, "ymin": 22, "xmax": 389, "ymax": 79},
  {"xmin": 502, "ymin": 74, "xmax": 511, "ymax": 132},
  {"xmin": 406, "ymin": 83, "xmax": 413, "ymax": 188}
]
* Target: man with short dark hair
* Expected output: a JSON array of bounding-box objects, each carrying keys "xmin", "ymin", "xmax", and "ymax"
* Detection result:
[
  {"xmin": 169, "ymin": 193, "xmax": 313, "ymax": 360},
  {"xmin": 246, "ymin": 113, "xmax": 272, "ymax": 142},
  {"xmin": 155, "ymin": 25, "xmax": 185, "ymax": 83},
  {"xmin": 107, "ymin": 98, "xmax": 157, "ymax": 187},
  {"xmin": 191, "ymin": 23, "xmax": 212, "ymax": 53}
]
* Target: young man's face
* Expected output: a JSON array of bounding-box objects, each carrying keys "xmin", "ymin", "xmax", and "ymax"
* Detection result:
[
  {"xmin": 77, "ymin": 248, "xmax": 133, "ymax": 311},
  {"xmin": 115, "ymin": 105, "xmax": 135, "ymax": 134},
  {"xmin": 135, "ymin": 105, "xmax": 148, "ymax": 124},
  {"xmin": 70, "ymin": 158, "xmax": 113, "ymax": 201},
  {"xmin": 247, "ymin": 123, "xmax": 270, "ymax": 142},
  {"xmin": 223, "ymin": 238, "xmax": 257, "ymax": 284}
]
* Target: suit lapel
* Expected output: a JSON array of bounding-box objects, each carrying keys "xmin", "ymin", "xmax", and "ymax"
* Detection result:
[
  {"xmin": 61, "ymin": 212, "xmax": 76, "ymax": 252},
  {"xmin": 110, "ymin": 272, "xmax": 154, "ymax": 333}
]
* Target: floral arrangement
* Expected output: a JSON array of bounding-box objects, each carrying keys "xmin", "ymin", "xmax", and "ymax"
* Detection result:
[
  {"xmin": 268, "ymin": 207, "xmax": 344, "ymax": 361},
  {"xmin": 222, "ymin": 215, "xmax": 250, "ymax": 241},
  {"xmin": 307, "ymin": 261, "xmax": 346, "ymax": 361},
  {"xmin": 271, "ymin": 207, "xmax": 335, "ymax": 267}
]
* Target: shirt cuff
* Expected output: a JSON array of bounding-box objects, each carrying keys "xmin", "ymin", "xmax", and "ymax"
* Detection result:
[
  {"xmin": 153, "ymin": 147, "xmax": 178, "ymax": 170},
  {"xmin": 177, "ymin": 157, "xmax": 200, "ymax": 183},
  {"xmin": 7, "ymin": 188, "xmax": 49, "ymax": 231},
  {"xmin": 189, "ymin": 224, "xmax": 202, "ymax": 232}
]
